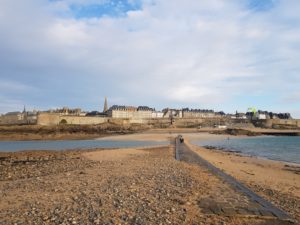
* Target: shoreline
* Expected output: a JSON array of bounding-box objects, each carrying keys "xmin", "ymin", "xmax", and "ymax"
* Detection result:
[
  {"xmin": 1, "ymin": 126, "xmax": 299, "ymax": 141},
  {"xmin": 199, "ymin": 143, "xmax": 300, "ymax": 167},
  {"xmin": 1, "ymin": 131, "xmax": 299, "ymax": 167},
  {"xmin": 189, "ymin": 135, "xmax": 300, "ymax": 166},
  {"xmin": 2, "ymin": 131, "xmax": 299, "ymax": 165},
  {"xmin": 186, "ymin": 141, "xmax": 300, "ymax": 222},
  {"xmin": 187, "ymin": 142, "xmax": 300, "ymax": 193}
]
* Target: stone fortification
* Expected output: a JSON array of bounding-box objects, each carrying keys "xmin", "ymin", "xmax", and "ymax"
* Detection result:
[
  {"xmin": 5, "ymin": 112, "xmax": 300, "ymax": 129},
  {"xmin": 8, "ymin": 112, "xmax": 252, "ymax": 128},
  {"xmin": 37, "ymin": 113, "xmax": 60, "ymax": 125},
  {"xmin": 37, "ymin": 113, "xmax": 108, "ymax": 126},
  {"xmin": 254, "ymin": 119, "xmax": 300, "ymax": 129}
]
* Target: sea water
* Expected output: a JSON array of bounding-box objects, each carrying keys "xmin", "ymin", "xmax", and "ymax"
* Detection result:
[
  {"xmin": 0, "ymin": 139, "xmax": 168, "ymax": 152},
  {"xmin": 192, "ymin": 136, "xmax": 300, "ymax": 164}
]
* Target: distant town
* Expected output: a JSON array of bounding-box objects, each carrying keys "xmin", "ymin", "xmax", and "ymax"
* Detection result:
[{"xmin": 0, "ymin": 98, "xmax": 296, "ymax": 128}]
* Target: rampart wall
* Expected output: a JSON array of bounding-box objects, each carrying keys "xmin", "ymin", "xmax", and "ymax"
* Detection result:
[
  {"xmin": 37, "ymin": 113, "xmax": 108, "ymax": 125},
  {"xmin": 11, "ymin": 112, "xmax": 300, "ymax": 129},
  {"xmin": 37, "ymin": 113, "xmax": 60, "ymax": 125},
  {"xmin": 256, "ymin": 119, "xmax": 300, "ymax": 128}
]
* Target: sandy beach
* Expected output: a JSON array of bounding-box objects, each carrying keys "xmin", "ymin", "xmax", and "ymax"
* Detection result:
[
  {"xmin": 0, "ymin": 131, "xmax": 299, "ymax": 224},
  {"xmin": 187, "ymin": 142, "xmax": 300, "ymax": 221},
  {"xmin": 101, "ymin": 131, "xmax": 300, "ymax": 222}
]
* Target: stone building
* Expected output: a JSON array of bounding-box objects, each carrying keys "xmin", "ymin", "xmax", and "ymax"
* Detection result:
[
  {"xmin": 103, "ymin": 97, "xmax": 108, "ymax": 113},
  {"xmin": 162, "ymin": 108, "xmax": 183, "ymax": 118},
  {"xmin": 48, "ymin": 107, "xmax": 84, "ymax": 116},
  {"xmin": 0, "ymin": 108, "xmax": 38, "ymax": 125},
  {"xmin": 151, "ymin": 111, "xmax": 164, "ymax": 118},
  {"xmin": 107, "ymin": 105, "xmax": 154, "ymax": 118},
  {"xmin": 248, "ymin": 110, "xmax": 292, "ymax": 120}
]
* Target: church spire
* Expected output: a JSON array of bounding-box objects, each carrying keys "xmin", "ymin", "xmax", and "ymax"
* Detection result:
[{"xmin": 103, "ymin": 97, "xmax": 108, "ymax": 112}]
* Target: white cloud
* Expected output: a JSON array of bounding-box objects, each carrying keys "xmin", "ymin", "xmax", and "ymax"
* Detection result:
[{"xmin": 166, "ymin": 85, "xmax": 220, "ymax": 103}]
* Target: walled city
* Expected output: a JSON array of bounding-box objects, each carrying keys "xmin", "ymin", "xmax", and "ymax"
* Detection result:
[{"xmin": 0, "ymin": 98, "xmax": 299, "ymax": 129}]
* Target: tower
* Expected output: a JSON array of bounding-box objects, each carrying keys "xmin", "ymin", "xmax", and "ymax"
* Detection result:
[{"xmin": 103, "ymin": 97, "xmax": 108, "ymax": 112}]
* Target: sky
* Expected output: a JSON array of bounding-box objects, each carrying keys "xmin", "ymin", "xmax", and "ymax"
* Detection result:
[{"xmin": 0, "ymin": 0, "xmax": 300, "ymax": 117}]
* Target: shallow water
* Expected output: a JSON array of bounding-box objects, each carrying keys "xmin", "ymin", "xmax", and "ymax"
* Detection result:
[
  {"xmin": 0, "ymin": 139, "xmax": 169, "ymax": 152},
  {"xmin": 192, "ymin": 136, "xmax": 300, "ymax": 164}
]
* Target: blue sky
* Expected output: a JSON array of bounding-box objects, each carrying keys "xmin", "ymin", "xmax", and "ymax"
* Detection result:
[
  {"xmin": 0, "ymin": 0, "xmax": 300, "ymax": 117},
  {"xmin": 69, "ymin": 0, "xmax": 142, "ymax": 18}
]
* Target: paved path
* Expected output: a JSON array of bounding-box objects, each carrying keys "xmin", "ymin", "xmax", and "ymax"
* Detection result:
[{"xmin": 175, "ymin": 137, "xmax": 294, "ymax": 223}]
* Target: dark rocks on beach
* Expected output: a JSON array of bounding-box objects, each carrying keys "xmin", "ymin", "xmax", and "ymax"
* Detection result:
[
  {"xmin": 0, "ymin": 151, "xmax": 97, "ymax": 181},
  {"xmin": 283, "ymin": 165, "xmax": 300, "ymax": 175},
  {"xmin": 212, "ymin": 128, "xmax": 260, "ymax": 136},
  {"xmin": 203, "ymin": 145, "xmax": 241, "ymax": 154}
]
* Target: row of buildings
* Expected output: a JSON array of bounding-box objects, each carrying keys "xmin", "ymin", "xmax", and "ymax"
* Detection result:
[
  {"xmin": 105, "ymin": 106, "xmax": 225, "ymax": 119},
  {"xmin": 231, "ymin": 110, "xmax": 292, "ymax": 120},
  {"xmin": 0, "ymin": 107, "xmax": 38, "ymax": 125},
  {"xmin": 0, "ymin": 99, "xmax": 293, "ymax": 125}
]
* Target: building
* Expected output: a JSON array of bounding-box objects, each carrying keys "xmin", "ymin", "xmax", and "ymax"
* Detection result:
[
  {"xmin": 152, "ymin": 111, "xmax": 164, "ymax": 118},
  {"xmin": 182, "ymin": 108, "xmax": 222, "ymax": 118},
  {"xmin": 0, "ymin": 108, "xmax": 38, "ymax": 125},
  {"xmin": 247, "ymin": 110, "xmax": 292, "ymax": 120},
  {"xmin": 103, "ymin": 97, "xmax": 108, "ymax": 113},
  {"xmin": 230, "ymin": 111, "xmax": 247, "ymax": 119},
  {"xmin": 48, "ymin": 107, "xmax": 84, "ymax": 116},
  {"xmin": 162, "ymin": 108, "xmax": 183, "ymax": 118},
  {"xmin": 107, "ymin": 105, "xmax": 154, "ymax": 118}
]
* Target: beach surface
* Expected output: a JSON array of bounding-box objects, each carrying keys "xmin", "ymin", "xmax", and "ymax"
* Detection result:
[
  {"xmin": 102, "ymin": 131, "xmax": 300, "ymax": 222},
  {"xmin": 187, "ymin": 141, "xmax": 300, "ymax": 222},
  {"xmin": 0, "ymin": 131, "xmax": 299, "ymax": 224}
]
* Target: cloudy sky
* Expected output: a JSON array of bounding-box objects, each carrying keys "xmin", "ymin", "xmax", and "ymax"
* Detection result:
[{"xmin": 0, "ymin": 0, "xmax": 299, "ymax": 117}]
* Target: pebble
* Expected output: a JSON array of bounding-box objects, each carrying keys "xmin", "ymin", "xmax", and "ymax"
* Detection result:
[{"xmin": 1, "ymin": 147, "xmax": 299, "ymax": 225}]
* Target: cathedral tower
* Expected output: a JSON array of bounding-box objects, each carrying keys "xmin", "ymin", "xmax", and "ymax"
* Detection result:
[{"xmin": 103, "ymin": 97, "xmax": 108, "ymax": 112}]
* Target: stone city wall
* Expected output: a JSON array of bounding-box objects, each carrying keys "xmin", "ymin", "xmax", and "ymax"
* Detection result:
[
  {"xmin": 122, "ymin": 118, "xmax": 254, "ymax": 129},
  {"xmin": 27, "ymin": 113, "xmax": 300, "ymax": 129},
  {"xmin": 257, "ymin": 119, "xmax": 300, "ymax": 129},
  {"xmin": 37, "ymin": 113, "xmax": 108, "ymax": 125},
  {"xmin": 37, "ymin": 113, "xmax": 60, "ymax": 125},
  {"xmin": 36, "ymin": 113, "xmax": 255, "ymax": 128},
  {"xmin": 60, "ymin": 116, "xmax": 108, "ymax": 125},
  {"xmin": 172, "ymin": 118, "xmax": 254, "ymax": 128}
]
